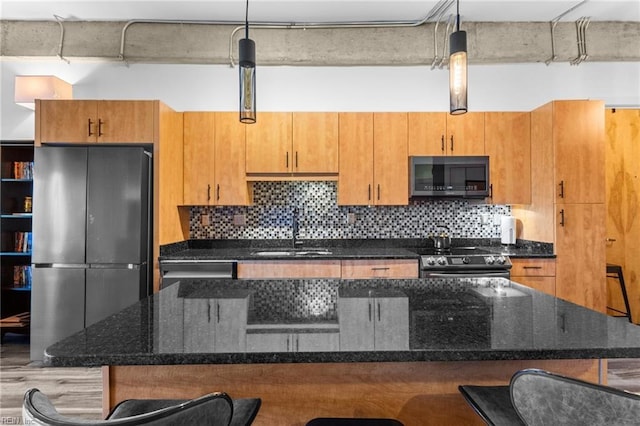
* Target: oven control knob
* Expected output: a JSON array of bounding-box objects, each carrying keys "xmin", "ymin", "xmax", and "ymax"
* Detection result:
[
  {"xmin": 496, "ymin": 256, "xmax": 506, "ymax": 265},
  {"xmin": 425, "ymin": 256, "xmax": 436, "ymax": 266},
  {"xmin": 436, "ymin": 256, "xmax": 447, "ymax": 265},
  {"xmin": 462, "ymin": 256, "xmax": 471, "ymax": 264},
  {"xmin": 486, "ymin": 256, "xmax": 495, "ymax": 265}
]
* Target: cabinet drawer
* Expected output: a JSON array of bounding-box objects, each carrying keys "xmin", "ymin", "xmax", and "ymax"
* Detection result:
[
  {"xmin": 341, "ymin": 259, "xmax": 418, "ymax": 279},
  {"xmin": 510, "ymin": 258, "xmax": 556, "ymax": 277},
  {"xmin": 511, "ymin": 276, "xmax": 555, "ymax": 297},
  {"xmin": 237, "ymin": 260, "xmax": 341, "ymax": 279}
]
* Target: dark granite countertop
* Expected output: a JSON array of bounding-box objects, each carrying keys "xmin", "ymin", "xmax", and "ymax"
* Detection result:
[
  {"xmin": 44, "ymin": 277, "xmax": 640, "ymax": 367},
  {"xmin": 159, "ymin": 238, "xmax": 555, "ymax": 261}
]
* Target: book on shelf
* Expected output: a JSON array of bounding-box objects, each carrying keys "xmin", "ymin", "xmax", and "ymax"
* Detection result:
[
  {"xmin": 14, "ymin": 232, "xmax": 32, "ymax": 252},
  {"xmin": 12, "ymin": 265, "xmax": 32, "ymax": 288},
  {"xmin": 12, "ymin": 161, "xmax": 34, "ymax": 179}
]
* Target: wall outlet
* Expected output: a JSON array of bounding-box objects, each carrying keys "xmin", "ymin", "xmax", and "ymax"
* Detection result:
[
  {"xmin": 200, "ymin": 213, "xmax": 210, "ymax": 226},
  {"xmin": 233, "ymin": 214, "xmax": 246, "ymax": 226},
  {"xmin": 347, "ymin": 213, "xmax": 357, "ymax": 224}
]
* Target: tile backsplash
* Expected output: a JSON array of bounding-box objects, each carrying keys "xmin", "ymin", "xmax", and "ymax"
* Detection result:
[{"xmin": 189, "ymin": 181, "xmax": 511, "ymax": 240}]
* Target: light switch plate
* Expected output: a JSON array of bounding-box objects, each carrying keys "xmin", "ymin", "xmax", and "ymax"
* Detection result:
[
  {"xmin": 347, "ymin": 213, "xmax": 357, "ymax": 224},
  {"xmin": 200, "ymin": 213, "xmax": 210, "ymax": 226},
  {"xmin": 233, "ymin": 214, "xmax": 246, "ymax": 226}
]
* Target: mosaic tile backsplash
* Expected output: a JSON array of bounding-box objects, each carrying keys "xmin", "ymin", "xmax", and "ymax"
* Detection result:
[{"xmin": 189, "ymin": 181, "xmax": 511, "ymax": 240}]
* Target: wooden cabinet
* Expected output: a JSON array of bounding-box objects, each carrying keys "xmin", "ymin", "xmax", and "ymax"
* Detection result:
[
  {"xmin": 484, "ymin": 112, "xmax": 531, "ymax": 204},
  {"xmin": 236, "ymin": 260, "xmax": 341, "ymax": 279},
  {"xmin": 246, "ymin": 330, "xmax": 339, "ymax": 352},
  {"xmin": 514, "ymin": 100, "xmax": 606, "ymax": 312},
  {"xmin": 245, "ymin": 112, "xmax": 338, "ymax": 175},
  {"xmin": 338, "ymin": 293, "xmax": 409, "ymax": 351},
  {"xmin": 183, "ymin": 112, "xmax": 249, "ymax": 206},
  {"xmin": 510, "ymin": 258, "xmax": 556, "ymax": 296},
  {"xmin": 0, "ymin": 141, "xmax": 33, "ymax": 329},
  {"xmin": 36, "ymin": 100, "xmax": 155, "ymax": 144},
  {"xmin": 341, "ymin": 259, "xmax": 418, "ymax": 279},
  {"xmin": 408, "ymin": 112, "xmax": 484, "ymax": 156},
  {"xmin": 183, "ymin": 296, "xmax": 248, "ymax": 353},
  {"xmin": 338, "ymin": 112, "xmax": 408, "ymax": 205}
]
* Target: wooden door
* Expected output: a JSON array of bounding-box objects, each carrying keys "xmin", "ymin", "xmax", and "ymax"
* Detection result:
[
  {"xmin": 484, "ymin": 112, "xmax": 531, "ymax": 204},
  {"xmin": 245, "ymin": 112, "xmax": 292, "ymax": 173},
  {"xmin": 214, "ymin": 298, "xmax": 248, "ymax": 353},
  {"xmin": 341, "ymin": 259, "xmax": 419, "ymax": 278},
  {"xmin": 97, "ymin": 101, "xmax": 155, "ymax": 143},
  {"xmin": 214, "ymin": 112, "xmax": 249, "ymax": 205},
  {"xmin": 407, "ymin": 112, "xmax": 447, "ymax": 155},
  {"xmin": 183, "ymin": 112, "xmax": 215, "ymax": 205},
  {"xmin": 374, "ymin": 297, "xmax": 409, "ymax": 350},
  {"xmin": 39, "ymin": 100, "xmax": 98, "ymax": 143},
  {"xmin": 337, "ymin": 113, "xmax": 374, "ymax": 205},
  {"xmin": 338, "ymin": 297, "xmax": 374, "ymax": 351},
  {"xmin": 445, "ymin": 112, "xmax": 485, "ymax": 155},
  {"xmin": 183, "ymin": 299, "xmax": 215, "ymax": 353},
  {"xmin": 236, "ymin": 260, "xmax": 342, "ymax": 279},
  {"xmin": 293, "ymin": 112, "xmax": 339, "ymax": 173},
  {"xmin": 246, "ymin": 332, "xmax": 289, "ymax": 352},
  {"xmin": 296, "ymin": 332, "xmax": 340, "ymax": 352},
  {"xmin": 555, "ymin": 203, "xmax": 606, "ymax": 311},
  {"xmin": 373, "ymin": 113, "xmax": 409, "ymax": 205},
  {"xmin": 553, "ymin": 100, "xmax": 605, "ymax": 204}
]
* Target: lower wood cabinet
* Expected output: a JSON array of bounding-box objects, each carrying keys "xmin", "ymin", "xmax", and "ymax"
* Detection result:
[
  {"xmin": 510, "ymin": 258, "xmax": 556, "ymax": 296},
  {"xmin": 246, "ymin": 330, "xmax": 339, "ymax": 352},
  {"xmin": 237, "ymin": 260, "xmax": 341, "ymax": 279},
  {"xmin": 341, "ymin": 259, "xmax": 419, "ymax": 279},
  {"xmin": 338, "ymin": 294, "xmax": 409, "ymax": 351}
]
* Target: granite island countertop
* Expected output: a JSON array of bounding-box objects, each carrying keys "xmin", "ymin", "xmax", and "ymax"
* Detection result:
[
  {"xmin": 159, "ymin": 238, "xmax": 555, "ymax": 261},
  {"xmin": 44, "ymin": 277, "xmax": 640, "ymax": 367}
]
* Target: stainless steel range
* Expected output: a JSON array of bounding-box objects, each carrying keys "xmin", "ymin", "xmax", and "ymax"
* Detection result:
[{"xmin": 418, "ymin": 247, "xmax": 512, "ymax": 278}]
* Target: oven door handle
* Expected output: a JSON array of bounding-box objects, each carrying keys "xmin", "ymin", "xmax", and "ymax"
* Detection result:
[{"xmin": 424, "ymin": 272, "xmax": 510, "ymax": 278}]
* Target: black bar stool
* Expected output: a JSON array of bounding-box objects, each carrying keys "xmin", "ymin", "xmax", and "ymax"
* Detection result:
[{"xmin": 606, "ymin": 264, "xmax": 633, "ymax": 323}]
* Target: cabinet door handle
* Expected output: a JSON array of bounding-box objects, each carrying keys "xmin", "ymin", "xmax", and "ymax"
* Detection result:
[
  {"xmin": 216, "ymin": 184, "xmax": 220, "ymax": 201},
  {"xmin": 559, "ymin": 209, "xmax": 565, "ymax": 227},
  {"xmin": 523, "ymin": 266, "xmax": 542, "ymax": 270},
  {"xmin": 287, "ymin": 335, "xmax": 290, "ymax": 352},
  {"xmin": 207, "ymin": 302, "xmax": 211, "ymax": 323},
  {"xmin": 450, "ymin": 135, "xmax": 454, "ymax": 152},
  {"xmin": 87, "ymin": 119, "xmax": 94, "ymax": 136},
  {"xmin": 295, "ymin": 151, "xmax": 298, "ymax": 169},
  {"xmin": 207, "ymin": 184, "xmax": 211, "ymax": 202},
  {"xmin": 440, "ymin": 135, "xmax": 445, "ymax": 153},
  {"xmin": 368, "ymin": 184, "xmax": 371, "ymax": 201},
  {"xmin": 489, "ymin": 184, "xmax": 493, "ymax": 199},
  {"xmin": 377, "ymin": 302, "xmax": 381, "ymax": 321},
  {"xmin": 371, "ymin": 267, "xmax": 390, "ymax": 271},
  {"xmin": 368, "ymin": 302, "xmax": 372, "ymax": 322},
  {"xmin": 286, "ymin": 152, "xmax": 289, "ymax": 169},
  {"xmin": 98, "ymin": 119, "xmax": 104, "ymax": 137},
  {"xmin": 216, "ymin": 302, "xmax": 220, "ymax": 323},
  {"xmin": 377, "ymin": 184, "xmax": 381, "ymax": 200},
  {"xmin": 559, "ymin": 180, "xmax": 565, "ymax": 198},
  {"xmin": 296, "ymin": 335, "xmax": 299, "ymax": 352},
  {"xmin": 606, "ymin": 238, "xmax": 617, "ymax": 242}
]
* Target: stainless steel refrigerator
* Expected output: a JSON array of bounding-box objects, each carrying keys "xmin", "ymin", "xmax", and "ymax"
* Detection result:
[{"xmin": 30, "ymin": 146, "xmax": 152, "ymax": 360}]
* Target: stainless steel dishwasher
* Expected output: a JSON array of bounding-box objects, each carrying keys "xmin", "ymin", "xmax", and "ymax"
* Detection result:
[{"xmin": 159, "ymin": 260, "xmax": 237, "ymax": 289}]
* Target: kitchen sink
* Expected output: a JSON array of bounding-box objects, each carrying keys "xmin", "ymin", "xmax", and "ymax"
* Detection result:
[{"xmin": 251, "ymin": 249, "xmax": 332, "ymax": 256}]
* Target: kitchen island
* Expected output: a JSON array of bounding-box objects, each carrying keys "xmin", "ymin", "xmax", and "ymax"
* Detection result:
[{"xmin": 45, "ymin": 277, "xmax": 640, "ymax": 425}]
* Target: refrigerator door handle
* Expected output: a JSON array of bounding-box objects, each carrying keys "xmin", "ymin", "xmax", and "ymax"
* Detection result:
[
  {"xmin": 32, "ymin": 263, "xmax": 89, "ymax": 269},
  {"xmin": 88, "ymin": 263, "xmax": 146, "ymax": 270}
]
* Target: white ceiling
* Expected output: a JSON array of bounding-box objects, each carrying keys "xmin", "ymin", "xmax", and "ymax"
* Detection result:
[{"xmin": 1, "ymin": 0, "xmax": 639, "ymax": 23}]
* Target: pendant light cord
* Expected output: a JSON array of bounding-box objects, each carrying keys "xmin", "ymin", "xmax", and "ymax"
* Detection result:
[
  {"xmin": 245, "ymin": 0, "xmax": 249, "ymax": 39},
  {"xmin": 456, "ymin": 0, "xmax": 460, "ymax": 32}
]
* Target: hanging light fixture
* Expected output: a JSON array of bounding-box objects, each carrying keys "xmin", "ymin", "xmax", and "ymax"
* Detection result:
[
  {"xmin": 449, "ymin": 0, "xmax": 468, "ymax": 115},
  {"xmin": 239, "ymin": 0, "xmax": 256, "ymax": 124}
]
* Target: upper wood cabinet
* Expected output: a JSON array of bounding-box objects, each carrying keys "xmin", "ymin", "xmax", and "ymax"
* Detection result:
[
  {"xmin": 36, "ymin": 100, "xmax": 155, "ymax": 144},
  {"xmin": 338, "ymin": 112, "xmax": 408, "ymax": 206},
  {"xmin": 183, "ymin": 112, "xmax": 249, "ymax": 206},
  {"xmin": 245, "ymin": 112, "xmax": 338, "ymax": 174},
  {"xmin": 484, "ymin": 112, "xmax": 531, "ymax": 205},
  {"xmin": 408, "ymin": 112, "xmax": 484, "ymax": 156},
  {"xmin": 552, "ymin": 101, "xmax": 605, "ymax": 204}
]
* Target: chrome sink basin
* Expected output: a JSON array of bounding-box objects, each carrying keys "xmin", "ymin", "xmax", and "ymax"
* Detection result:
[{"xmin": 251, "ymin": 249, "xmax": 332, "ymax": 256}]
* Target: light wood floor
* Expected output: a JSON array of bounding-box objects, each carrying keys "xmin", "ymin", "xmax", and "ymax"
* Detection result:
[{"xmin": 2, "ymin": 334, "xmax": 640, "ymax": 424}]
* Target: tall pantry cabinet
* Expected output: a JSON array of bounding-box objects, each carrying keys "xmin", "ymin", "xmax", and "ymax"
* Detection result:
[
  {"xmin": 35, "ymin": 100, "xmax": 185, "ymax": 292},
  {"xmin": 514, "ymin": 100, "xmax": 606, "ymax": 311}
]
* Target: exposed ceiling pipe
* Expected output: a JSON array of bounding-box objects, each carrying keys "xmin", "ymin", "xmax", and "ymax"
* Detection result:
[{"xmin": 545, "ymin": 0, "xmax": 589, "ymax": 65}]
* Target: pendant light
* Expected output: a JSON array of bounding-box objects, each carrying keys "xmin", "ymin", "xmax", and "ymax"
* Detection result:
[
  {"xmin": 239, "ymin": 0, "xmax": 256, "ymax": 124},
  {"xmin": 449, "ymin": 0, "xmax": 468, "ymax": 115}
]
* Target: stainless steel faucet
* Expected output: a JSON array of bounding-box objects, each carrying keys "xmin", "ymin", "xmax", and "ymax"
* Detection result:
[{"xmin": 292, "ymin": 207, "xmax": 302, "ymax": 248}]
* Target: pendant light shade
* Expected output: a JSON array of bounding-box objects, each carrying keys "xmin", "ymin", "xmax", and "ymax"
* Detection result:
[
  {"xmin": 239, "ymin": 0, "xmax": 256, "ymax": 124},
  {"xmin": 449, "ymin": 0, "xmax": 468, "ymax": 115}
]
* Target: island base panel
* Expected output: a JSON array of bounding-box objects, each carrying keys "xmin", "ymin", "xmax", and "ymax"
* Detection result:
[{"xmin": 103, "ymin": 360, "xmax": 600, "ymax": 425}]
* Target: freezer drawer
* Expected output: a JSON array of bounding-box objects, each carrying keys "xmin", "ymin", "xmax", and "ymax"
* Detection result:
[
  {"xmin": 86, "ymin": 268, "xmax": 146, "ymax": 327},
  {"xmin": 30, "ymin": 268, "xmax": 86, "ymax": 360}
]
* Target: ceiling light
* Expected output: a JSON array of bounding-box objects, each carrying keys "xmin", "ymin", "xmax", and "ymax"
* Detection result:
[
  {"xmin": 239, "ymin": 0, "xmax": 256, "ymax": 124},
  {"xmin": 449, "ymin": 0, "xmax": 467, "ymax": 115},
  {"xmin": 14, "ymin": 76, "xmax": 73, "ymax": 110}
]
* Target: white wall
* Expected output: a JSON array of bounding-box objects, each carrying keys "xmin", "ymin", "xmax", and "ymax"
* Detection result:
[{"xmin": 1, "ymin": 59, "xmax": 639, "ymax": 140}]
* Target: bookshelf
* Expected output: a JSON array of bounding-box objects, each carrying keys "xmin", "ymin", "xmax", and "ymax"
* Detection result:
[{"xmin": 1, "ymin": 140, "xmax": 34, "ymax": 332}]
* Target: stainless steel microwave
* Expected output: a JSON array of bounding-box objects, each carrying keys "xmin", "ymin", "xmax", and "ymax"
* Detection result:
[{"xmin": 409, "ymin": 156, "xmax": 490, "ymax": 198}]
